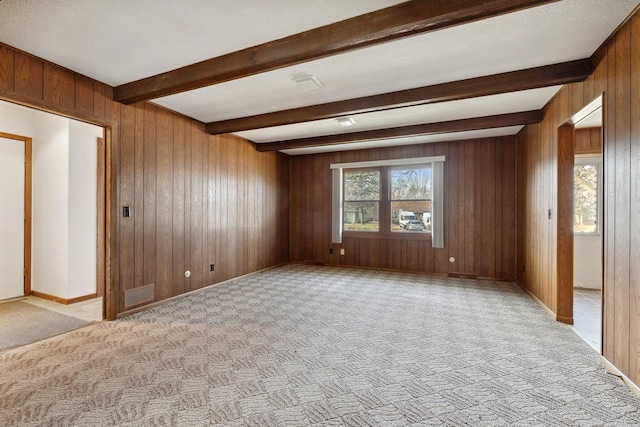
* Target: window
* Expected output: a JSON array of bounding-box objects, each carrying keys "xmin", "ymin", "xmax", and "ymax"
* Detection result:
[
  {"xmin": 342, "ymin": 167, "xmax": 431, "ymax": 234},
  {"xmin": 343, "ymin": 170, "xmax": 380, "ymax": 232},
  {"xmin": 390, "ymin": 166, "xmax": 431, "ymax": 234},
  {"xmin": 574, "ymin": 157, "xmax": 601, "ymax": 235},
  {"xmin": 331, "ymin": 156, "xmax": 445, "ymax": 248}
]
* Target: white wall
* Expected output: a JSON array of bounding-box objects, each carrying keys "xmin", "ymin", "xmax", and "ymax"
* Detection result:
[
  {"xmin": 0, "ymin": 103, "xmax": 35, "ymax": 300},
  {"xmin": 0, "ymin": 137, "xmax": 25, "ymax": 299},
  {"xmin": 32, "ymin": 113, "xmax": 70, "ymax": 298},
  {"xmin": 0, "ymin": 100, "xmax": 101, "ymax": 300},
  {"xmin": 68, "ymin": 120, "xmax": 100, "ymax": 298},
  {"xmin": 574, "ymin": 234, "xmax": 602, "ymax": 289}
]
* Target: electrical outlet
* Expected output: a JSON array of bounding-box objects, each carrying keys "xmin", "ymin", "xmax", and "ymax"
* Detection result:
[
  {"xmin": 210, "ymin": 263, "xmax": 215, "ymax": 272},
  {"xmin": 340, "ymin": 248, "xmax": 345, "ymax": 256}
]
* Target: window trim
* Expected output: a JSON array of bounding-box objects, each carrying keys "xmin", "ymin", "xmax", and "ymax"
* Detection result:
[
  {"xmin": 331, "ymin": 156, "xmax": 445, "ymax": 248},
  {"xmin": 330, "ymin": 156, "xmax": 445, "ymax": 170}
]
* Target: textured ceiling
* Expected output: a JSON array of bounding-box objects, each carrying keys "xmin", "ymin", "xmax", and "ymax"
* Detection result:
[{"xmin": 0, "ymin": 0, "xmax": 637, "ymax": 154}]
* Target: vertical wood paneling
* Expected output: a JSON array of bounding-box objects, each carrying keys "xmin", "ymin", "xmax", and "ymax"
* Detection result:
[
  {"xmin": 172, "ymin": 116, "xmax": 186, "ymax": 296},
  {"xmin": 629, "ymin": 12, "xmax": 640, "ymax": 384},
  {"xmin": 14, "ymin": 53, "xmax": 43, "ymax": 99},
  {"xmin": 613, "ymin": 22, "xmax": 631, "ymax": 373},
  {"xmin": 464, "ymin": 140, "xmax": 476, "ymax": 275},
  {"xmin": 210, "ymin": 135, "xmax": 220, "ymax": 277},
  {"xmin": 290, "ymin": 136, "xmax": 517, "ymax": 280},
  {"xmin": 312, "ymin": 156, "xmax": 323, "ymax": 263},
  {"xmin": 75, "ymin": 75, "xmax": 94, "ymax": 116},
  {"xmin": 0, "ymin": 45, "xmax": 15, "ymax": 91},
  {"xmin": 201, "ymin": 128, "xmax": 210, "ymax": 283},
  {"xmin": 119, "ymin": 104, "xmax": 135, "ymax": 293},
  {"xmin": 143, "ymin": 104, "xmax": 157, "ymax": 292},
  {"xmin": 96, "ymin": 137, "xmax": 105, "ymax": 298},
  {"xmin": 245, "ymin": 140, "xmax": 255, "ymax": 272},
  {"xmin": 494, "ymin": 138, "xmax": 504, "ymax": 279},
  {"xmin": 517, "ymin": 10, "xmax": 640, "ymax": 386},
  {"xmin": 44, "ymin": 63, "xmax": 75, "ymax": 109},
  {"xmin": 481, "ymin": 138, "xmax": 496, "ymax": 278},
  {"xmin": 217, "ymin": 134, "xmax": 229, "ymax": 281},
  {"xmin": 189, "ymin": 125, "xmax": 204, "ymax": 290},
  {"xmin": 604, "ymin": 42, "xmax": 617, "ymax": 360},
  {"xmin": 556, "ymin": 124, "xmax": 574, "ymax": 323},
  {"xmin": 304, "ymin": 154, "xmax": 314, "ymax": 262},
  {"xmin": 0, "ymin": 41, "xmax": 290, "ymax": 319},
  {"xmin": 106, "ymin": 94, "xmax": 121, "ymax": 319},
  {"xmin": 155, "ymin": 109, "xmax": 173, "ymax": 300},
  {"xmin": 278, "ymin": 152, "xmax": 290, "ymax": 265},
  {"xmin": 502, "ymin": 138, "xmax": 516, "ymax": 280},
  {"xmin": 455, "ymin": 141, "xmax": 466, "ymax": 273},
  {"xmin": 447, "ymin": 141, "xmax": 459, "ymax": 274},
  {"xmin": 474, "ymin": 139, "xmax": 484, "ymax": 276},
  {"xmin": 229, "ymin": 136, "xmax": 239, "ymax": 279},
  {"xmin": 133, "ymin": 104, "xmax": 145, "ymax": 289},
  {"xmin": 289, "ymin": 156, "xmax": 302, "ymax": 261},
  {"xmin": 93, "ymin": 81, "xmax": 107, "ymax": 121},
  {"xmin": 183, "ymin": 121, "xmax": 192, "ymax": 288}
]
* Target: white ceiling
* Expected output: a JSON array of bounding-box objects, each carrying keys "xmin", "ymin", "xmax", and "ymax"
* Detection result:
[{"xmin": 0, "ymin": 0, "xmax": 637, "ymax": 155}]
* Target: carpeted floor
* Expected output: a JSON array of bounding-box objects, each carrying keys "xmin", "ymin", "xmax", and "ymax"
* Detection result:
[
  {"xmin": 0, "ymin": 300, "xmax": 90, "ymax": 351},
  {"xmin": 1, "ymin": 264, "xmax": 639, "ymax": 426}
]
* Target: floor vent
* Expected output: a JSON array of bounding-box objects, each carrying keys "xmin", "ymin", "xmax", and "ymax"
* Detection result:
[
  {"xmin": 447, "ymin": 272, "xmax": 478, "ymax": 280},
  {"xmin": 124, "ymin": 283, "xmax": 155, "ymax": 309}
]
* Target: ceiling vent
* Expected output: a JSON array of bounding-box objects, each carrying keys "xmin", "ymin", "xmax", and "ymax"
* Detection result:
[
  {"xmin": 336, "ymin": 117, "xmax": 356, "ymax": 127},
  {"xmin": 293, "ymin": 74, "xmax": 323, "ymax": 91}
]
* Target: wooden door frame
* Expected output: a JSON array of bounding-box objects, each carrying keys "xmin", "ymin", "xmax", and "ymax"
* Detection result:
[
  {"xmin": 0, "ymin": 96, "xmax": 116, "ymax": 320},
  {"xmin": 556, "ymin": 123, "xmax": 574, "ymax": 324},
  {"xmin": 556, "ymin": 94, "xmax": 604, "ymax": 325},
  {"xmin": 0, "ymin": 132, "xmax": 32, "ymax": 296}
]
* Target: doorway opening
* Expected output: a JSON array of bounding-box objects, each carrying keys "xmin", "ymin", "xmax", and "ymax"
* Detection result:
[
  {"xmin": 0, "ymin": 100, "xmax": 106, "ymax": 346},
  {"xmin": 0, "ymin": 132, "xmax": 31, "ymax": 300},
  {"xmin": 571, "ymin": 96, "xmax": 603, "ymax": 351},
  {"xmin": 557, "ymin": 95, "xmax": 603, "ymax": 351}
]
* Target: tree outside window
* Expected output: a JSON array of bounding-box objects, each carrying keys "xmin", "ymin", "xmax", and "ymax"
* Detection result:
[
  {"xmin": 343, "ymin": 170, "xmax": 380, "ymax": 231},
  {"xmin": 342, "ymin": 165, "xmax": 432, "ymax": 234},
  {"xmin": 574, "ymin": 162, "xmax": 599, "ymax": 234}
]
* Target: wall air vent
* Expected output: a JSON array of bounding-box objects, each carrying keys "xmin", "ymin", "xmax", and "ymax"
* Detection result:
[{"xmin": 124, "ymin": 283, "xmax": 155, "ymax": 309}]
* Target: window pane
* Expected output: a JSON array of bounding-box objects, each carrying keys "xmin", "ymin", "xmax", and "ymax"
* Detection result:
[
  {"xmin": 574, "ymin": 163, "xmax": 598, "ymax": 234},
  {"xmin": 344, "ymin": 202, "xmax": 379, "ymax": 231},
  {"xmin": 391, "ymin": 201, "xmax": 431, "ymax": 233},
  {"xmin": 390, "ymin": 167, "xmax": 431, "ymax": 200},
  {"xmin": 344, "ymin": 171, "xmax": 379, "ymax": 201}
]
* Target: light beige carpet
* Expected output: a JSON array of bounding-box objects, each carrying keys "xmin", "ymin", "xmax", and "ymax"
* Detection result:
[
  {"xmin": 0, "ymin": 300, "xmax": 90, "ymax": 351},
  {"xmin": 1, "ymin": 264, "xmax": 639, "ymax": 426}
]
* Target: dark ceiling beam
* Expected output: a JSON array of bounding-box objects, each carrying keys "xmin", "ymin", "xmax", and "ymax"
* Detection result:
[
  {"xmin": 256, "ymin": 110, "xmax": 543, "ymax": 152},
  {"xmin": 114, "ymin": 0, "xmax": 560, "ymax": 104},
  {"xmin": 206, "ymin": 59, "xmax": 592, "ymax": 135}
]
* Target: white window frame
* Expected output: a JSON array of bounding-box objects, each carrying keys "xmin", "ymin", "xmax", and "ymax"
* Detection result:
[{"xmin": 331, "ymin": 156, "xmax": 445, "ymax": 248}]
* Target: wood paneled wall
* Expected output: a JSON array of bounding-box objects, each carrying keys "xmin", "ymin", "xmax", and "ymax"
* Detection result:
[
  {"xmin": 516, "ymin": 10, "xmax": 640, "ymax": 386},
  {"xmin": 290, "ymin": 137, "xmax": 517, "ymax": 280},
  {"xmin": 575, "ymin": 127, "xmax": 602, "ymax": 154},
  {"xmin": 0, "ymin": 43, "xmax": 290, "ymax": 319}
]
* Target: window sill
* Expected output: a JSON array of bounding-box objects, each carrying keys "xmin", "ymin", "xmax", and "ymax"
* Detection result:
[{"xmin": 343, "ymin": 231, "xmax": 432, "ymax": 240}]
